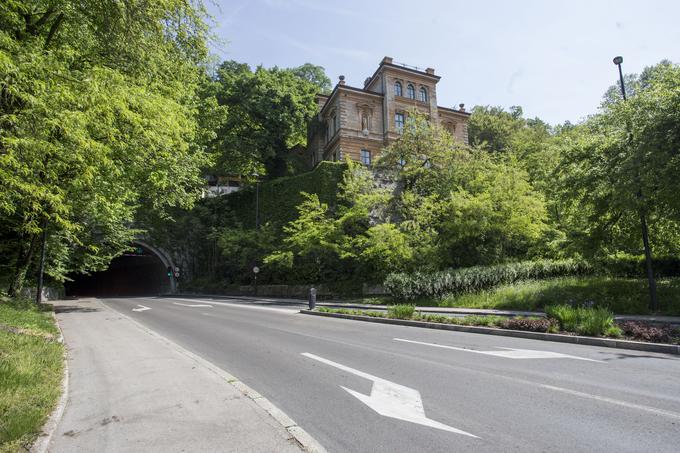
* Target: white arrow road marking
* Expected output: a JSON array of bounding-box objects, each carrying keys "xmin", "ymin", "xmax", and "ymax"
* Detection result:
[
  {"xmin": 173, "ymin": 302, "xmax": 213, "ymax": 308},
  {"xmin": 300, "ymin": 352, "xmax": 478, "ymax": 438},
  {"xmin": 394, "ymin": 338, "xmax": 603, "ymax": 362},
  {"xmin": 132, "ymin": 305, "xmax": 151, "ymax": 312}
]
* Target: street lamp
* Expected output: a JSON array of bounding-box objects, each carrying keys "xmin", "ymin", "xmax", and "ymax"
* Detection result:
[
  {"xmin": 612, "ymin": 55, "xmax": 658, "ymax": 311},
  {"xmin": 612, "ymin": 56, "xmax": 626, "ymax": 100}
]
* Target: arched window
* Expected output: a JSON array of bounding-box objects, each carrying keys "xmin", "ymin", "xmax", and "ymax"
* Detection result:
[
  {"xmin": 394, "ymin": 81, "xmax": 402, "ymax": 97},
  {"xmin": 407, "ymin": 84, "xmax": 415, "ymax": 99},
  {"xmin": 419, "ymin": 87, "xmax": 427, "ymax": 102}
]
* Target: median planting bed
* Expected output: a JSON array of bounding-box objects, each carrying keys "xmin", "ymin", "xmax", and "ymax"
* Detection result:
[
  {"xmin": 316, "ymin": 304, "xmax": 680, "ymax": 345},
  {"xmin": 0, "ymin": 296, "xmax": 63, "ymax": 452}
]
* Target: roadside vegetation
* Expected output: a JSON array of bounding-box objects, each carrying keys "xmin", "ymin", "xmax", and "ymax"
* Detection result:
[
  {"xmin": 439, "ymin": 277, "xmax": 680, "ymax": 315},
  {"xmin": 316, "ymin": 305, "xmax": 680, "ymax": 344},
  {"xmin": 0, "ymin": 296, "xmax": 63, "ymax": 452}
]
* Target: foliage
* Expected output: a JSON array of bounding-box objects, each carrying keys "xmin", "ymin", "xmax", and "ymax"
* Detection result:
[
  {"xmin": 440, "ymin": 277, "xmax": 680, "ymax": 315},
  {"xmin": 0, "ymin": 0, "xmax": 211, "ymax": 295},
  {"xmin": 0, "ymin": 297, "xmax": 62, "ymax": 450},
  {"xmin": 384, "ymin": 259, "xmax": 591, "ymax": 300},
  {"xmin": 204, "ymin": 60, "xmax": 325, "ymax": 178},
  {"xmin": 291, "ymin": 63, "xmax": 332, "ymax": 94},
  {"xmin": 618, "ymin": 321, "xmax": 680, "ymax": 344},
  {"xmin": 545, "ymin": 305, "xmax": 618, "ymax": 336},
  {"xmin": 501, "ymin": 317, "xmax": 553, "ymax": 332},
  {"xmin": 386, "ymin": 304, "xmax": 415, "ymax": 319},
  {"xmin": 553, "ymin": 61, "xmax": 680, "ymax": 259}
]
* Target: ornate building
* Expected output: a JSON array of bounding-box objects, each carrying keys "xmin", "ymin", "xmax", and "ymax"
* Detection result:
[{"xmin": 306, "ymin": 56, "xmax": 470, "ymax": 167}]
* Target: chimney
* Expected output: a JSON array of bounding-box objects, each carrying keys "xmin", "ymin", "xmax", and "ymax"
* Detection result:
[
  {"xmin": 381, "ymin": 56, "xmax": 393, "ymax": 65},
  {"xmin": 338, "ymin": 75, "xmax": 345, "ymax": 86},
  {"xmin": 425, "ymin": 67, "xmax": 435, "ymax": 75},
  {"xmin": 458, "ymin": 103, "xmax": 466, "ymax": 112}
]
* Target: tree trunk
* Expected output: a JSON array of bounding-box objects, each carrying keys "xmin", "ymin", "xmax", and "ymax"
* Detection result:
[{"xmin": 7, "ymin": 233, "xmax": 39, "ymax": 298}]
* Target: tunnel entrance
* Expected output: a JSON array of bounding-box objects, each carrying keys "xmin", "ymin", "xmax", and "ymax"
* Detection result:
[{"xmin": 65, "ymin": 244, "xmax": 172, "ymax": 297}]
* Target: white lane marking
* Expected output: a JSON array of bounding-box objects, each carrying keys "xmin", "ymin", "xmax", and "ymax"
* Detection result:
[
  {"xmin": 394, "ymin": 338, "xmax": 603, "ymax": 362},
  {"xmin": 170, "ymin": 298, "xmax": 297, "ymax": 315},
  {"xmin": 301, "ymin": 352, "xmax": 478, "ymax": 438},
  {"xmin": 173, "ymin": 302, "xmax": 213, "ymax": 308},
  {"xmin": 541, "ymin": 384, "xmax": 680, "ymax": 420},
  {"xmin": 132, "ymin": 305, "xmax": 151, "ymax": 312}
]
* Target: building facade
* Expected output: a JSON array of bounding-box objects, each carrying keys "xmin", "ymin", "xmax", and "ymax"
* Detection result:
[{"xmin": 306, "ymin": 56, "xmax": 470, "ymax": 167}]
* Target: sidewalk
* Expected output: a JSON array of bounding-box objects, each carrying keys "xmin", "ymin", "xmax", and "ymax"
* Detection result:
[{"xmin": 47, "ymin": 298, "xmax": 307, "ymax": 453}]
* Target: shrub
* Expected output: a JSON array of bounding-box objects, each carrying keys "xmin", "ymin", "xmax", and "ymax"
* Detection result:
[
  {"xmin": 387, "ymin": 304, "xmax": 416, "ymax": 319},
  {"xmin": 384, "ymin": 259, "xmax": 592, "ymax": 300},
  {"xmin": 545, "ymin": 304, "xmax": 617, "ymax": 336},
  {"xmin": 501, "ymin": 317, "xmax": 553, "ymax": 332},
  {"xmin": 618, "ymin": 321, "xmax": 678, "ymax": 343}
]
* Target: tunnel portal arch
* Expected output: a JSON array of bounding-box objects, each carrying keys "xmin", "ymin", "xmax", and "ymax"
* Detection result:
[{"xmin": 133, "ymin": 240, "xmax": 178, "ymax": 294}]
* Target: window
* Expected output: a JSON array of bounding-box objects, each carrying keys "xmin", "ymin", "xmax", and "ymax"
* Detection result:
[
  {"xmin": 394, "ymin": 81, "xmax": 402, "ymax": 96},
  {"xmin": 407, "ymin": 84, "xmax": 415, "ymax": 99},
  {"xmin": 395, "ymin": 112, "xmax": 405, "ymax": 132},
  {"xmin": 360, "ymin": 149, "xmax": 371, "ymax": 165},
  {"xmin": 419, "ymin": 87, "xmax": 427, "ymax": 102}
]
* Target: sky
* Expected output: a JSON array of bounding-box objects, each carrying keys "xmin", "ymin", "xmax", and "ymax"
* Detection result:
[{"xmin": 207, "ymin": 0, "xmax": 680, "ymax": 125}]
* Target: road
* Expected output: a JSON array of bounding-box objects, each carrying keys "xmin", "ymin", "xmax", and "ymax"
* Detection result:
[{"xmin": 101, "ymin": 296, "xmax": 680, "ymax": 453}]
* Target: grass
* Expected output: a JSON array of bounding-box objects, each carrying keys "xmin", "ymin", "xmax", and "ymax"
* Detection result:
[
  {"xmin": 0, "ymin": 296, "xmax": 63, "ymax": 452},
  {"xmin": 386, "ymin": 304, "xmax": 415, "ymax": 319},
  {"xmin": 545, "ymin": 305, "xmax": 620, "ymax": 337},
  {"xmin": 437, "ymin": 277, "xmax": 680, "ymax": 315}
]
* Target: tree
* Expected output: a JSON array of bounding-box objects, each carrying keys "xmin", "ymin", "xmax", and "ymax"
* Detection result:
[
  {"xmin": 0, "ymin": 0, "xmax": 211, "ymax": 296},
  {"xmin": 554, "ymin": 61, "xmax": 680, "ymax": 310},
  {"xmin": 205, "ymin": 61, "xmax": 324, "ymax": 178},
  {"xmin": 291, "ymin": 63, "xmax": 332, "ymax": 94}
]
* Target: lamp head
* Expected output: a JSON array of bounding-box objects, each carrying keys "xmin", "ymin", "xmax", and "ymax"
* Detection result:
[{"xmin": 613, "ymin": 56, "xmax": 623, "ymax": 65}]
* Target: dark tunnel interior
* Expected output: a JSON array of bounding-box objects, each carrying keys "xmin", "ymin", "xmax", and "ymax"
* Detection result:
[{"xmin": 65, "ymin": 246, "xmax": 171, "ymax": 297}]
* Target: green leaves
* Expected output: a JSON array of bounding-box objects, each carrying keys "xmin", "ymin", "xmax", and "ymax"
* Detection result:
[
  {"xmin": 0, "ymin": 0, "xmax": 211, "ymax": 289},
  {"xmin": 206, "ymin": 61, "xmax": 324, "ymax": 178}
]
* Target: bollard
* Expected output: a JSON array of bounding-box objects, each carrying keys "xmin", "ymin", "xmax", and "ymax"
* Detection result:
[{"xmin": 308, "ymin": 287, "xmax": 317, "ymax": 310}]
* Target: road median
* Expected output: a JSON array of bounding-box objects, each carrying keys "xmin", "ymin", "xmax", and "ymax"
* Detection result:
[{"xmin": 300, "ymin": 309, "xmax": 680, "ymax": 355}]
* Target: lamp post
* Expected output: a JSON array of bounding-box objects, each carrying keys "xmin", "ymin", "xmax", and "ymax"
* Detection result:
[{"xmin": 612, "ymin": 56, "xmax": 658, "ymax": 311}]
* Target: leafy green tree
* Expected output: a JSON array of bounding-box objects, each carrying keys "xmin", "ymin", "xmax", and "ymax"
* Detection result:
[
  {"xmin": 554, "ymin": 60, "xmax": 680, "ymax": 290},
  {"xmin": 291, "ymin": 63, "xmax": 332, "ymax": 94},
  {"xmin": 206, "ymin": 61, "xmax": 324, "ymax": 178},
  {"xmin": 0, "ymin": 0, "xmax": 211, "ymax": 296}
]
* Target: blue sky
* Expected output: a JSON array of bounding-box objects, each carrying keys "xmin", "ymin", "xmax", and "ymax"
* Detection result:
[{"xmin": 207, "ymin": 0, "xmax": 679, "ymax": 125}]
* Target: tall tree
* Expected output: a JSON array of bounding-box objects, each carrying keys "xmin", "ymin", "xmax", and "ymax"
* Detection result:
[
  {"xmin": 205, "ymin": 61, "xmax": 323, "ymax": 178},
  {"xmin": 0, "ymin": 0, "xmax": 211, "ymax": 296}
]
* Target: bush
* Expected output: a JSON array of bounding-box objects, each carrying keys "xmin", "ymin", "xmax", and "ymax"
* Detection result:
[
  {"xmin": 545, "ymin": 304, "xmax": 617, "ymax": 336},
  {"xmin": 501, "ymin": 317, "xmax": 553, "ymax": 332},
  {"xmin": 387, "ymin": 304, "xmax": 416, "ymax": 319},
  {"xmin": 618, "ymin": 321, "xmax": 679, "ymax": 343},
  {"xmin": 384, "ymin": 259, "xmax": 592, "ymax": 300}
]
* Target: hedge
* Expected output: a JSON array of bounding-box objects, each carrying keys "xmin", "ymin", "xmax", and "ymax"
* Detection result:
[{"xmin": 383, "ymin": 259, "xmax": 593, "ymax": 300}]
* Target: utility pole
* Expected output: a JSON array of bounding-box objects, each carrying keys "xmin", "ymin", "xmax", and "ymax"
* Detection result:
[{"xmin": 613, "ymin": 56, "xmax": 658, "ymax": 311}]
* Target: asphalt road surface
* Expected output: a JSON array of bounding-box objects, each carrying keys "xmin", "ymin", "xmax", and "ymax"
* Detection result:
[{"xmin": 101, "ymin": 296, "xmax": 680, "ymax": 453}]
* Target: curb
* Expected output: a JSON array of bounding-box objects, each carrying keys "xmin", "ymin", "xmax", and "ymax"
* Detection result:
[
  {"xmin": 31, "ymin": 311, "xmax": 70, "ymax": 453},
  {"xmin": 300, "ymin": 310, "xmax": 680, "ymax": 356},
  {"xmin": 105, "ymin": 300, "xmax": 327, "ymax": 453}
]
